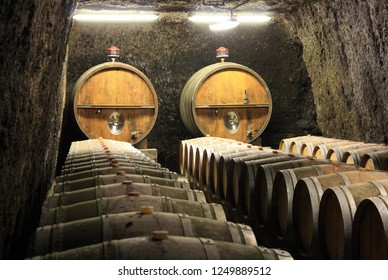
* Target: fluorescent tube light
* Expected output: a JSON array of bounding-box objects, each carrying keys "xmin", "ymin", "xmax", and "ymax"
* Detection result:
[
  {"xmin": 73, "ymin": 13, "xmax": 159, "ymax": 22},
  {"xmin": 209, "ymin": 19, "xmax": 240, "ymax": 31},
  {"xmin": 236, "ymin": 15, "xmax": 271, "ymax": 23},
  {"xmin": 188, "ymin": 14, "xmax": 230, "ymax": 23}
]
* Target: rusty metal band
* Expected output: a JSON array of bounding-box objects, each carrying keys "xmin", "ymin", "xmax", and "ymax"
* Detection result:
[{"xmin": 200, "ymin": 238, "xmax": 220, "ymax": 260}]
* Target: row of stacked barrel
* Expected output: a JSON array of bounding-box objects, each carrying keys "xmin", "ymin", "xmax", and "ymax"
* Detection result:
[
  {"xmin": 180, "ymin": 136, "xmax": 388, "ymax": 260},
  {"xmin": 279, "ymin": 135, "xmax": 388, "ymax": 170},
  {"xmin": 27, "ymin": 138, "xmax": 293, "ymax": 260}
]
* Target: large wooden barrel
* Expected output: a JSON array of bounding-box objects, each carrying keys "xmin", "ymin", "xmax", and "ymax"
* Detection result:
[
  {"xmin": 180, "ymin": 62, "xmax": 272, "ymax": 143},
  {"xmin": 72, "ymin": 62, "xmax": 158, "ymax": 144}
]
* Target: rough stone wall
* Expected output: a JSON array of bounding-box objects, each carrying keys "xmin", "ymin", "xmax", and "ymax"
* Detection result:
[
  {"xmin": 61, "ymin": 18, "xmax": 319, "ymax": 172},
  {"xmin": 0, "ymin": 0, "xmax": 75, "ymax": 259},
  {"xmin": 283, "ymin": 0, "xmax": 388, "ymax": 143}
]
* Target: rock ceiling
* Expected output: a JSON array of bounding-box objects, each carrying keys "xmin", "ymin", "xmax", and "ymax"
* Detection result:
[{"xmin": 76, "ymin": 0, "xmax": 319, "ymax": 13}]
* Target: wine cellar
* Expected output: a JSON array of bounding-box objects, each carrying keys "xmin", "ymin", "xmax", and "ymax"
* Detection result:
[{"xmin": 0, "ymin": 0, "xmax": 387, "ymax": 261}]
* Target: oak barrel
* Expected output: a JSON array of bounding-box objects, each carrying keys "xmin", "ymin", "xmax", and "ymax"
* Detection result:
[
  {"xmin": 31, "ymin": 235, "xmax": 293, "ymax": 260},
  {"xmin": 312, "ymin": 140, "xmax": 358, "ymax": 159},
  {"xmin": 352, "ymin": 195, "xmax": 388, "ymax": 259},
  {"xmin": 342, "ymin": 145, "xmax": 388, "ymax": 166},
  {"xmin": 292, "ymin": 170, "xmax": 388, "ymax": 258},
  {"xmin": 72, "ymin": 62, "xmax": 158, "ymax": 144},
  {"xmin": 253, "ymin": 158, "xmax": 330, "ymax": 227},
  {"xmin": 39, "ymin": 194, "xmax": 226, "ymax": 226},
  {"xmin": 180, "ymin": 62, "xmax": 272, "ymax": 142},
  {"xmin": 326, "ymin": 143, "xmax": 380, "ymax": 162},
  {"xmin": 45, "ymin": 180, "xmax": 206, "ymax": 208},
  {"xmin": 271, "ymin": 163, "xmax": 358, "ymax": 242},
  {"xmin": 360, "ymin": 149, "xmax": 388, "ymax": 171},
  {"xmin": 319, "ymin": 179, "xmax": 388, "ymax": 259},
  {"xmin": 32, "ymin": 211, "xmax": 257, "ymax": 256},
  {"xmin": 54, "ymin": 172, "xmax": 187, "ymax": 193},
  {"xmin": 278, "ymin": 135, "xmax": 317, "ymax": 153}
]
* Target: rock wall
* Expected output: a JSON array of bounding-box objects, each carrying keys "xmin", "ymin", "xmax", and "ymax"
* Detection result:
[
  {"xmin": 0, "ymin": 0, "xmax": 75, "ymax": 259},
  {"xmin": 4, "ymin": 0, "xmax": 386, "ymax": 260},
  {"xmin": 283, "ymin": 0, "xmax": 388, "ymax": 143},
  {"xmin": 61, "ymin": 17, "xmax": 318, "ymax": 172}
]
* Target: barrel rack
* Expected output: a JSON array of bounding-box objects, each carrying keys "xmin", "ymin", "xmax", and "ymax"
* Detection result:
[{"xmin": 27, "ymin": 138, "xmax": 292, "ymax": 260}]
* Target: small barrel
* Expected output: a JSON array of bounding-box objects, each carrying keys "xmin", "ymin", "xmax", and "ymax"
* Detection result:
[
  {"xmin": 271, "ymin": 163, "xmax": 359, "ymax": 243},
  {"xmin": 179, "ymin": 137, "xmax": 230, "ymax": 176},
  {"xmin": 342, "ymin": 145, "xmax": 388, "ymax": 166},
  {"xmin": 219, "ymin": 150, "xmax": 287, "ymax": 204},
  {"xmin": 45, "ymin": 181, "xmax": 206, "ymax": 208},
  {"xmin": 56, "ymin": 165, "xmax": 177, "ymax": 183},
  {"xmin": 209, "ymin": 149, "xmax": 278, "ymax": 200},
  {"xmin": 72, "ymin": 62, "xmax": 158, "ymax": 144},
  {"xmin": 278, "ymin": 135, "xmax": 317, "ymax": 153},
  {"xmin": 31, "ymin": 235, "xmax": 293, "ymax": 260},
  {"xmin": 54, "ymin": 172, "xmax": 186, "ymax": 193},
  {"xmin": 180, "ymin": 62, "xmax": 272, "ymax": 143},
  {"xmin": 299, "ymin": 138, "xmax": 343, "ymax": 156},
  {"xmin": 252, "ymin": 158, "xmax": 331, "ymax": 228},
  {"xmin": 352, "ymin": 195, "xmax": 388, "ymax": 259},
  {"xmin": 360, "ymin": 149, "xmax": 388, "ymax": 171},
  {"xmin": 236, "ymin": 155, "xmax": 297, "ymax": 219},
  {"xmin": 63, "ymin": 153, "xmax": 157, "ymax": 168},
  {"xmin": 289, "ymin": 136, "xmax": 335, "ymax": 155},
  {"xmin": 39, "ymin": 194, "xmax": 226, "ymax": 226},
  {"xmin": 218, "ymin": 147, "xmax": 272, "ymax": 201},
  {"xmin": 319, "ymin": 179, "xmax": 388, "ymax": 259},
  {"xmin": 326, "ymin": 143, "xmax": 380, "ymax": 162},
  {"xmin": 292, "ymin": 170, "xmax": 388, "ymax": 258},
  {"xmin": 187, "ymin": 140, "xmax": 237, "ymax": 182},
  {"xmin": 31, "ymin": 211, "xmax": 257, "ymax": 256},
  {"xmin": 193, "ymin": 142, "xmax": 251, "ymax": 184},
  {"xmin": 61, "ymin": 160, "xmax": 136, "ymax": 175},
  {"xmin": 311, "ymin": 140, "xmax": 358, "ymax": 159}
]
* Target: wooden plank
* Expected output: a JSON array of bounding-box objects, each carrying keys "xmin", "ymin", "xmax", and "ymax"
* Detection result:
[
  {"xmin": 76, "ymin": 104, "xmax": 156, "ymax": 109},
  {"xmin": 194, "ymin": 104, "xmax": 270, "ymax": 109}
]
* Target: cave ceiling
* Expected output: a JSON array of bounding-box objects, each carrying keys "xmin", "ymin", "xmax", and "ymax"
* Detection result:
[{"xmin": 76, "ymin": 0, "xmax": 321, "ymax": 13}]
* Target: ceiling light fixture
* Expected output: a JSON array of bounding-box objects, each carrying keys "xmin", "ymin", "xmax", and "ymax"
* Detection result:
[
  {"xmin": 188, "ymin": 14, "xmax": 230, "ymax": 23},
  {"xmin": 209, "ymin": 19, "xmax": 240, "ymax": 31},
  {"xmin": 73, "ymin": 11, "xmax": 159, "ymax": 22},
  {"xmin": 209, "ymin": 10, "xmax": 239, "ymax": 31},
  {"xmin": 236, "ymin": 15, "xmax": 271, "ymax": 23}
]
